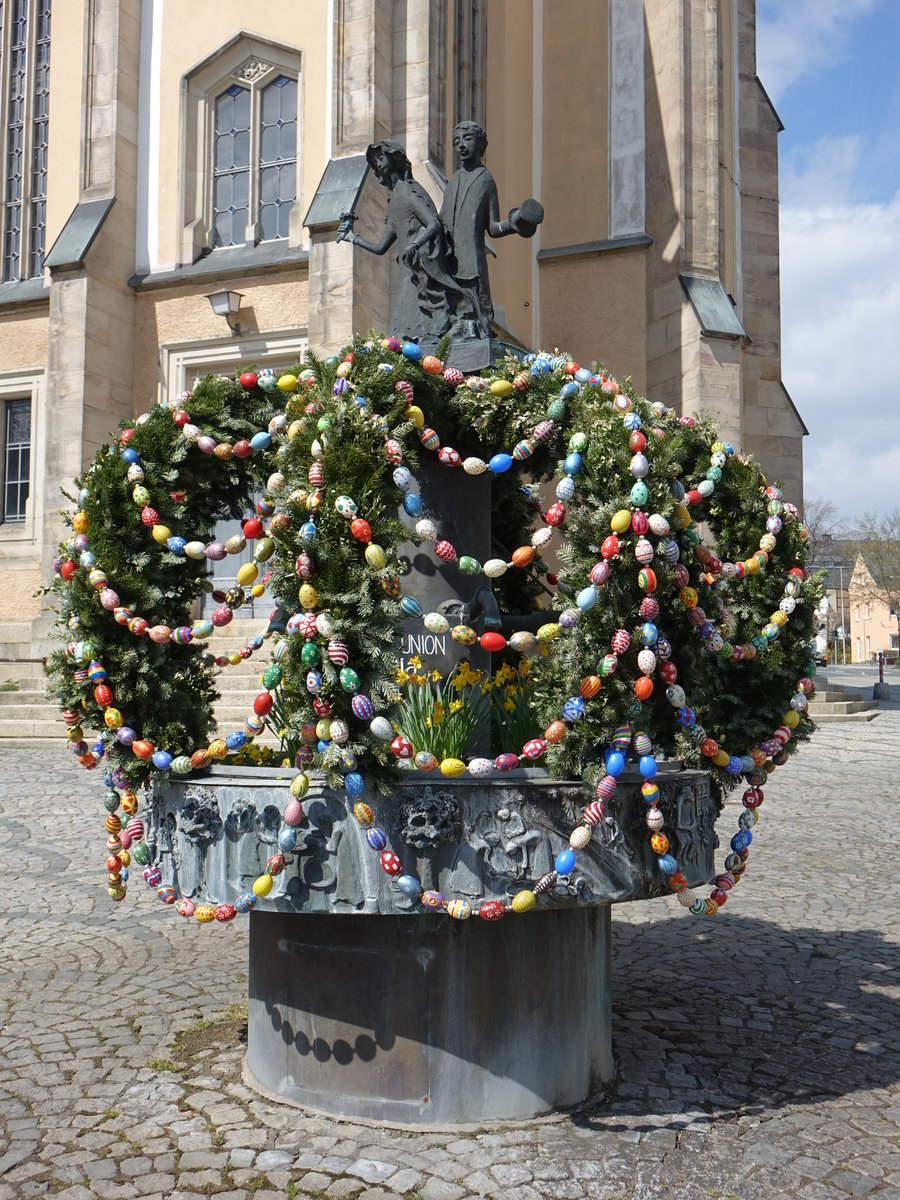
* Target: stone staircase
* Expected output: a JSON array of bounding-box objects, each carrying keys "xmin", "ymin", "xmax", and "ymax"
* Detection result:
[
  {"xmin": 807, "ymin": 676, "xmax": 881, "ymax": 724},
  {"xmin": 0, "ymin": 618, "xmax": 282, "ymax": 751}
]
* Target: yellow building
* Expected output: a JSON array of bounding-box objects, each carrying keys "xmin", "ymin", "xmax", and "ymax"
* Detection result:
[
  {"xmin": 0, "ymin": 0, "xmax": 805, "ymax": 703},
  {"xmin": 849, "ymin": 555, "xmax": 900, "ymax": 663}
]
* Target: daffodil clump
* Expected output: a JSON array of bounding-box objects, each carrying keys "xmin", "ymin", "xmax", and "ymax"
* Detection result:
[{"xmin": 390, "ymin": 656, "xmax": 544, "ymax": 762}]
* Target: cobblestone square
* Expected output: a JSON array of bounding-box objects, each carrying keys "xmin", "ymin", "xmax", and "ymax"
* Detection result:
[{"xmin": 1, "ymin": 716, "xmax": 898, "ymax": 1199}]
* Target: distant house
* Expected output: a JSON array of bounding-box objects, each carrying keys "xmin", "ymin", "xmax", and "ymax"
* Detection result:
[
  {"xmin": 807, "ymin": 537, "xmax": 854, "ymax": 665},
  {"xmin": 848, "ymin": 554, "xmax": 900, "ymax": 663}
]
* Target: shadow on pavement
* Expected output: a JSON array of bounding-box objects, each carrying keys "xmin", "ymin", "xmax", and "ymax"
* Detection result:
[{"xmin": 573, "ymin": 911, "xmax": 900, "ymax": 1129}]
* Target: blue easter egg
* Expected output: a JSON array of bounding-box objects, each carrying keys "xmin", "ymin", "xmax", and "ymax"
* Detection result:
[
  {"xmin": 167, "ymin": 536, "xmax": 186, "ymax": 555},
  {"xmin": 623, "ymin": 413, "xmax": 642, "ymax": 431},
  {"xmin": 630, "ymin": 481, "xmax": 649, "ymax": 506},
  {"xmin": 657, "ymin": 854, "xmax": 678, "ymax": 873},
  {"xmin": 279, "ymin": 828, "xmax": 298, "ymax": 852},
  {"xmin": 606, "ymin": 751, "xmax": 625, "ymax": 777},
  {"xmin": 402, "ymin": 493, "xmax": 422, "ymax": 516},
  {"xmin": 250, "ymin": 431, "xmax": 271, "ymax": 450},
  {"xmin": 366, "ymin": 827, "xmax": 387, "ymax": 851},
  {"xmin": 345, "ymin": 773, "xmax": 365, "ymax": 797},
  {"xmin": 489, "ymin": 453, "xmax": 513, "ymax": 474},
  {"xmin": 639, "ymin": 755, "xmax": 657, "ymax": 779},
  {"xmin": 641, "ymin": 622, "xmax": 658, "ymax": 646},
  {"xmin": 400, "ymin": 597, "xmax": 423, "ymax": 617},
  {"xmin": 576, "ymin": 586, "xmax": 597, "ymax": 611},
  {"xmin": 120, "ymin": 448, "xmax": 139, "ymax": 463},
  {"xmin": 731, "ymin": 829, "xmax": 752, "ymax": 852},
  {"xmin": 393, "ymin": 467, "xmax": 412, "ymax": 492},
  {"xmin": 235, "ymin": 892, "xmax": 257, "ymax": 912},
  {"xmin": 225, "ymin": 731, "xmax": 246, "ymax": 751},
  {"xmin": 560, "ymin": 381, "xmax": 578, "ymax": 398},
  {"xmin": 575, "ymin": 368, "xmax": 591, "ymax": 383},
  {"xmin": 562, "ymin": 696, "xmax": 585, "ymax": 722},
  {"xmin": 397, "ymin": 874, "xmax": 422, "ymax": 898},
  {"xmin": 152, "ymin": 751, "xmax": 172, "ymax": 771},
  {"xmin": 563, "ymin": 452, "xmax": 582, "ymax": 475},
  {"xmin": 555, "ymin": 848, "xmax": 576, "ymax": 876},
  {"xmin": 300, "ymin": 521, "xmax": 317, "ymax": 542},
  {"xmin": 556, "ymin": 476, "xmax": 576, "ymax": 501},
  {"xmin": 401, "ymin": 342, "xmax": 423, "ymax": 360}
]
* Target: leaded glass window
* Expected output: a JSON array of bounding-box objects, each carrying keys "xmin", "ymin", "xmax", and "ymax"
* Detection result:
[
  {"xmin": 0, "ymin": 0, "xmax": 51, "ymax": 283},
  {"xmin": 3, "ymin": 399, "xmax": 30, "ymax": 522},
  {"xmin": 211, "ymin": 70, "xmax": 296, "ymax": 248}
]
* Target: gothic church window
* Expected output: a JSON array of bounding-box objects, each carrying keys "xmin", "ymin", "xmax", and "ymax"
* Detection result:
[
  {"xmin": 211, "ymin": 71, "xmax": 297, "ymax": 248},
  {"xmin": 0, "ymin": 0, "xmax": 51, "ymax": 282}
]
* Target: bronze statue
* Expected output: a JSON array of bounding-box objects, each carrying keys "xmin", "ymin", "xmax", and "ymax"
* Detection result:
[
  {"xmin": 336, "ymin": 140, "xmax": 475, "ymax": 345},
  {"xmin": 337, "ymin": 127, "xmax": 543, "ymax": 356},
  {"xmin": 440, "ymin": 121, "xmax": 543, "ymax": 338}
]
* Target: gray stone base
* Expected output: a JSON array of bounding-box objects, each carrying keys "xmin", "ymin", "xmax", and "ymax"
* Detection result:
[{"xmin": 245, "ymin": 905, "xmax": 613, "ymax": 1125}]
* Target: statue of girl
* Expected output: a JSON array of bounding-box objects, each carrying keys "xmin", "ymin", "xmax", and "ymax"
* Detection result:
[{"xmin": 337, "ymin": 140, "xmax": 477, "ymax": 346}]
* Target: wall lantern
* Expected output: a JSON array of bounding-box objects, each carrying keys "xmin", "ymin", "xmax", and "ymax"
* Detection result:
[{"xmin": 206, "ymin": 289, "xmax": 244, "ymax": 335}]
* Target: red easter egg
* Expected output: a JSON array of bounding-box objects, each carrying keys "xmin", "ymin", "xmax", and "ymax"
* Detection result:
[
  {"xmin": 480, "ymin": 632, "xmax": 507, "ymax": 653},
  {"xmin": 60, "ymin": 560, "xmax": 77, "ymax": 581},
  {"xmin": 238, "ymin": 371, "xmax": 258, "ymax": 389},
  {"xmin": 131, "ymin": 740, "xmax": 154, "ymax": 760},
  {"xmin": 253, "ymin": 692, "xmax": 274, "ymax": 717},
  {"xmin": 350, "ymin": 518, "xmax": 372, "ymax": 543},
  {"xmin": 242, "ymin": 517, "xmax": 263, "ymax": 539}
]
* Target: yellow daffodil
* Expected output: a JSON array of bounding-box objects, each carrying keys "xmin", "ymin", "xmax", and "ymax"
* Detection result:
[
  {"xmin": 504, "ymin": 697, "xmax": 515, "ymax": 712},
  {"xmin": 432, "ymin": 701, "xmax": 444, "ymax": 725},
  {"xmin": 449, "ymin": 700, "xmax": 464, "ymax": 714},
  {"xmin": 395, "ymin": 668, "xmax": 410, "ymax": 685},
  {"xmin": 519, "ymin": 658, "xmax": 531, "ymax": 677},
  {"xmin": 431, "ymin": 669, "xmax": 442, "ymax": 682},
  {"xmin": 408, "ymin": 655, "xmax": 423, "ymax": 670}
]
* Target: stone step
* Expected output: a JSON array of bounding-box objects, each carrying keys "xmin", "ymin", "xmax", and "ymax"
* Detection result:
[
  {"xmin": 0, "ymin": 700, "xmax": 60, "ymax": 720},
  {"xmin": 0, "ymin": 622, "xmax": 33, "ymax": 644},
  {"xmin": 808, "ymin": 698, "xmax": 878, "ymax": 715},
  {"xmin": 0, "ymin": 660, "xmax": 47, "ymax": 686},
  {"xmin": 807, "ymin": 709, "xmax": 881, "ymax": 724},
  {"xmin": 0, "ymin": 737, "xmax": 71, "ymax": 750}
]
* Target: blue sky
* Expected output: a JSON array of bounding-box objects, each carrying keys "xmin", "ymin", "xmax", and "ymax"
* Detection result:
[{"xmin": 756, "ymin": 0, "xmax": 900, "ymax": 521}]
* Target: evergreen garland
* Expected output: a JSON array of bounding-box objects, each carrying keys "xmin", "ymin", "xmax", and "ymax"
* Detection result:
[{"xmin": 46, "ymin": 337, "xmax": 819, "ymax": 804}]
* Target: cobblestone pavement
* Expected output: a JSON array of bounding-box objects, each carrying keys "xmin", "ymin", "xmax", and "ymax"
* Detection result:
[{"xmin": 1, "ymin": 715, "xmax": 899, "ymax": 1200}]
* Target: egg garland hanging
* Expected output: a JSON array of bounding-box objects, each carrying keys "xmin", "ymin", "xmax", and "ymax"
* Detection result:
[{"xmin": 47, "ymin": 337, "xmax": 820, "ymax": 926}]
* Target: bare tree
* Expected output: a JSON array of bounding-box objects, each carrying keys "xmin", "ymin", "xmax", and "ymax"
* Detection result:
[
  {"xmin": 852, "ymin": 510, "xmax": 900, "ymax": 614},
  {"xmin": 803, "ymin": 497, "xmax": 849, "ymax": 565}
]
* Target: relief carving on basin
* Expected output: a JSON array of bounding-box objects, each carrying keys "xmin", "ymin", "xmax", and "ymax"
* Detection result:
[{"xmin": 150, "ymin": 765, "xmax": 718, "ymax": 914}]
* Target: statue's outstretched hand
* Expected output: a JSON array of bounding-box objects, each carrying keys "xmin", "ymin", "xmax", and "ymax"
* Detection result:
[{"xmin": 336, "ymin": 213, "xmax": 357, "ymax": 243}]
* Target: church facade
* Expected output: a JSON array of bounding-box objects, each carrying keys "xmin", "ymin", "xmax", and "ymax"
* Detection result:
[{"xmin": 0, "ymin": 0, "xmax": 805, "ymax": 682}]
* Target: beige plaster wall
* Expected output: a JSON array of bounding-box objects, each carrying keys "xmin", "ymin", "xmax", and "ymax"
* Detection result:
[
  {"xmin": 154, "ymin": 1, "xmax": 329, "ymax": 267},
  {"xmin": 0, "ymin": 310, "xmax": 50, "ymax": 368},
  {"xmin": 0, "ymin": 571, "xmax": 41, "ymax": 620},
  {"xmin": 539, "ymin": 249, "xmax": 647, "ymax": 392},
  {"xmin": 44, "ymin": 2, "xmax": 88, "ymax": 256},
  {"xmin": 539, "ymin": 0, "xmax": 609, "ymax": 251},
  {"xmin": 132, "ymin": 273, "xmax": 309, "ymax": 409},
  {"xmin": 483, "ymin": 0, "xmax": 535, "ymax": 349}
]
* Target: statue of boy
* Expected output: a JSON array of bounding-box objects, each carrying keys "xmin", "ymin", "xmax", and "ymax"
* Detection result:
[
  {"xmin": 440, "ymin": 121, "xmax": 544, "ymax": 338},
  {"xmin": 336, "ymin": 140, "xmax": 475, "ymax": 345}
]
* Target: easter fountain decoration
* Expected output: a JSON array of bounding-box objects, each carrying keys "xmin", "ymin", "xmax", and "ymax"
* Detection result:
[{"xmin": 46, "ymin": 134, "xmax": 819, "ymax": 1124}]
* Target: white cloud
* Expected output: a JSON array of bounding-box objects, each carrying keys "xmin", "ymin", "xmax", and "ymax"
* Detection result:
[
  {"xmin": 780, "ymin": 135, "xmax": 862, "ymax": 208},
  {"xmin": 757, "ymin": 0, "xmax": 879, "ymax": 101},
  {"xmin": 779, "ymin": 189, "xmax": 900, "ymax": 516}
]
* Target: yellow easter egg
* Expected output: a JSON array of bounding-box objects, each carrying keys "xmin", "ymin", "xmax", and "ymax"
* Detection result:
[
  {"xmin": 288, "ymin": 420, "xmax": 304, "ymax": 440},
  {"xmin": 439, "ymin": 758, "xmax": 466, "ymax": 777},
  {"xmin": 208, "ymin": 739, "xmax": 227, "ymax": 760},
  {"xmin": 298, "ymin": 584, "xmax": 318, "ymax": 609},
  {"xmin": 489, "ymin": 379, "xmax": 514, "ymax": 398},
  {"xmin": 237, "ymin": 562, "xmax": 259, "ymax": 586},
  {"xmin": 610, "ymin": 509, "xmax": 632, "ymax": 534},
  {"xmin": 536, "ymin": 622, "xmax": 560, "ymax": 643},
  {"xmin": 783, "ymin": 710, "xmax": 800, "ymax": 729},
  {"xmin": 365, "ymin": 544, "xmax": 386, "ymax": 569},
  {"xmin": 252, "ymin": 874, "xmax": 273, "ymax": 898},
  {"xmin": 713, "ymin": 749, "xmax": 730, "ymax": 767},
  {"xmin": 277, "ymin": 374, "xmax": 298, "ymax": 392},
  {"xmin": 511, "ymin": 890, "xmax": 536, "ymax": 914},
  {"xmin": 672, "ymin": 504, "xmax": 691, "ymax": 530},
  {"xmin": 151, "ymin": 525, "xmax": 171, "ymax": 544},
  {"xmin": 250, "ymin": 583, "xmax": 265, "ymax": 597},
  {"xmin": 406, "ymin": 405, "xmax": 425, "ymax": 429},
  {"xmin": 72, "ymin": 512, "xmax": 88, "ymax": 534}
]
